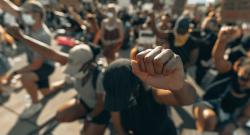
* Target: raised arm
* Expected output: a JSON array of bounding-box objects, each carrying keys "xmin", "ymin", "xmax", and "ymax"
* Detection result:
[
  {"xmin": 131, "ymin": 46, "xmax": 197, "ymax": 106},
  {"xmin": 0, "ymin": 0, "xmax": 21, "ymax": 17},
  {"xmin": 67, "ymin": 7, "xmax": 87, "ymax": 30},
  {"xmin": 7, "ymin": 27, "xmax": 69, "ymax": 65},
  {"xmin": 212, "ymin": 26, "xmax": 241, "ymax": 73},
  {"xmin": 149, "ymin": 12, "xmax": 168, "ymax": 39}
]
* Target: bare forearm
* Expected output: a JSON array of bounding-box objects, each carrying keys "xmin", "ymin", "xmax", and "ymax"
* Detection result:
[
  {"xmin": 0, "ymin": 0, "xmax": 20, "ymax": 17},
  {"xmin": 212, "ymin": 39, "xmax": 232, "ymax": 72},
  {"xmin": 16, "ymin": 65, "xmax": 38, "ymax": 73},
  {"xmin": 212, "ymin": 39, "xmax": 227, "ymax": 61},
  {"xmin": 172, "ymin": 80, "xmax": 197, "ymax": 106},
  {"xmin": 89, "ymin": 101, "xmax": 104, "ymax": 117},
  {"xmin": 21, "ymin": 35, "xmax": 68, "ymax": 65}
]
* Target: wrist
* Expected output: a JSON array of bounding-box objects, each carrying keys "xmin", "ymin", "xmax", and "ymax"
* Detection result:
[{"xmin": 217, "ymin": 38, "xmax": 228, "ymax": 45}]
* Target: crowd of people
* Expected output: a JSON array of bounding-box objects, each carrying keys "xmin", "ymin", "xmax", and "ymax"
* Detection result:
[{"xmin": 0, "ymin": 0, "xmax": 250, "ymax": 135}]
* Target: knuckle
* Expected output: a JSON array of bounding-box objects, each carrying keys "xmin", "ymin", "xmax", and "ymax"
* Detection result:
[
  {"xmin": 144, "ymin": 56, "xmax": 153, "ymax": 63},
  {"xmin": 153, "ymin": 57, "xmax": 163, "ymax": 65}
]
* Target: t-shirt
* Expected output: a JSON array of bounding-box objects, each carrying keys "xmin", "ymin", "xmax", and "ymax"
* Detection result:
[
  {"xmin": 24, "ymin": 24, "xmax": 53, "ymax": 65},
  {"xmin": 74, "ymin": 70, "xmax": 105, "ymax": 108},
  {"xmin": 191, "ymin": 30, "xmax": 217, "ymax": 65},
  {"xmin": 204, "ymin": 71, "xmax": 250, "ymax": 114},
  {"xmin": 167, "ymin": 32, "xmax": 199, "ymax": 65},
  {"xmin": 106, "ymin": 88, "xmax": 177, "ymax": 135}
]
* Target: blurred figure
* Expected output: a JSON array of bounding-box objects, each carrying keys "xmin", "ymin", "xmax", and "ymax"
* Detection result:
[
  {"xmin": 147, "ymin": 12, "xmax": 200, "ymax": 69},
  {"xmin": 67, "ymin": 7, "xmax": 100, "ymax": 44},
  {"xmin": 193, "ymin": 26, "xmax": 250, "ymax": 135},
  {"xmin": 130, "ymin": 17, "xmax": 155, "ymax": 60},
  {"xmin": 194, "ymin": 13, "xmax": 220, "ymax": 84},
  {"xmin": 150, "ymin": 12, "xmax": 172, "ymax": 48},
  {"xmin": 0, "ymin": 0, "xmax": 55, "ymax": 118},
  {"xmin": 7, "ymin": 27, "xmax": 110, "ymax": 135},
  {"xmin": 103, "ymin": 47, "xmax": 197, "ymax": 135},
  {"xmin": 100, "ymin": 3, "xmax": 124, "ymax": 63},
  {"xmin": 0, "ymin": 26, "xmax": 16, "ymax": 99}
]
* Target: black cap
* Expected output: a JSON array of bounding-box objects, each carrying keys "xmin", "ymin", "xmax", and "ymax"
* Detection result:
[
  {"xmin": 174, "ymin": 16, "xmax": 190, "ymax": 35},
  {"xmin": 103, "ymin": 59, "xmax": 140, "ymax": 111}
]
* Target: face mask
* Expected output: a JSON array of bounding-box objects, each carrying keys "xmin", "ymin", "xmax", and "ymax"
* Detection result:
[
  {"xmin": 4, "ymin": 13, "xmax": 18, "ymax": 26},
  {"xmin": 22, "ymin": 13, "xmax": 36, "ymax": 26},
  {"xmin": 106, "ymin": 12, "xmax": 114, "ymax": 18}
]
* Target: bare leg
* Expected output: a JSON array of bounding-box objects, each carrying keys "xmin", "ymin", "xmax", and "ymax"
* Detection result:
[
  {"xmin": 56, "ymin": 98, "xmax": 86, "ymax": 122},
  {"xmin": 193, "ymin": 104, "xmax": 217, "ymax": 132},
  {"xmin": 84, "ymin": 123, "xmax": 107, "ymax": 135},
  {"xmin": 20, "ymin": 72, "xmax": 39, "ymax": 104}
]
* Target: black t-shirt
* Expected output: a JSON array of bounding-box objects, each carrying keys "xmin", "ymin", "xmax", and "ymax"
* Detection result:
[
  {"xmin": 109, "ymin": 89, "xmax": 177, "ymax": 135},
  {"xmin": 204, "ymin": 71, "xmax": 250, "ymax": 114},
  {"xmin": 191, "ymin": 30, "xmax": 217, "ymax": 63},
  {"xmin": 221, "ymin": 88, "xmax": 250, "ymax": 113},
  {"xmin": 167, "ymin": 32, "xmax": 199, "ymax": 65}
]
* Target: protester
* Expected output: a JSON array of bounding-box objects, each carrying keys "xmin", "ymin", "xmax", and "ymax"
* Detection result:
[
  {"xmin": 150, "ymin": 12, "xmax": 172, "ymax": 48},
  {"xmin": 193, "ymin": 13, "xmax": 219, "ymax": 84},
  {"xmin": 100, "ymin": 3, "xmax": 124, "ymax": 63},
  {"xmin": 149, "ymin": 12, "xmax": 200, "ymax": 69},
  {"xmin": 1, "ymin": 0, "xmax": 250, "ymax": 134},
  {"xmin": 7, "ymin": 26, "xmax": 110, "ymax": 135},
  {"xmin": 103, "ymin": 47, "xmax": 197, "ymax": 135},
  {"xmin": 193, "ymin": 27, "xmax": 250, "ymax": 135},
  {"xmin": 0, "ymin": 0, "xmax": 55, "ymax": 118}
]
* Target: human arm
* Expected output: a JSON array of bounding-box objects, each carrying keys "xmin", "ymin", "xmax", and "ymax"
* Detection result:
[
  {"xmin": 7, "ymin": 27, "xmax": 69, "ymax": 65},
  {"xmin": 131, "ymin": 46, "xmax": 197, "ymax": 106},
  {"xmin": 149, "ymin": 12, "xmax": 168, "ymax": 39},
  {"xmin": 0, "ymin": 0, "xmax": 21, "ymax": 17},
  {"xmin": 211, "ymin": 26, "xmax": 241, "ymax": 73}
]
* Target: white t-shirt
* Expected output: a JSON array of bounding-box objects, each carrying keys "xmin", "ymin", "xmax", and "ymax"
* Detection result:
[{"xmin": 74, "ymin": 71, "xmax": 105, "ymax": 108}]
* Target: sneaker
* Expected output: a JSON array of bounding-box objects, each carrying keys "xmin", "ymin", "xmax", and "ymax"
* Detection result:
[{"xmin": 20, "ymin": 103, "xmax": 42, "ymax": 119}]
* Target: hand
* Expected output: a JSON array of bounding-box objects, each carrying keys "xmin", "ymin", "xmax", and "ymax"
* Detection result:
[
  {"xmin": 131, "ymin": 46, "xmax": 185, "ymax": 91},
  {"xmin": 217, "ymin": 26, "xmax": 242, "ymax": 43},
  {"xmin": 6, "ymin": 26, "xmax": 24, "ymax": 40}
]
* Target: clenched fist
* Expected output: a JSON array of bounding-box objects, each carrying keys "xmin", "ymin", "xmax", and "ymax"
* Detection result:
[{"xmin": 131, "ymin": 46, "xmax": 185, "ymax": 91}]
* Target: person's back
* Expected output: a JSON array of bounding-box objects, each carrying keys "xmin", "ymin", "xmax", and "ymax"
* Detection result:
[{"xmin": 120, "ymin": 88, "xmax": 176, "ymax": 135}]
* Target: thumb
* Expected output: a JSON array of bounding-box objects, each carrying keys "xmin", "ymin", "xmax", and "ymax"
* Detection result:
[{"xmin": 131, "ymin": 60, "xmax": 147, "ymax": 80}]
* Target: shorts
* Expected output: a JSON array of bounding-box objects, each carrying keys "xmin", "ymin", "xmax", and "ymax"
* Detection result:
[
  {"xmin": 0, "ymin": 54, "xmax": 10, "ymax": 76},
  {"xmin": 33, "ymin": 62, "xmax": 55, "ymax": 89},
  {"xmin": 79, "ymin": 98, "xmax": 110, "ymax": 125}
]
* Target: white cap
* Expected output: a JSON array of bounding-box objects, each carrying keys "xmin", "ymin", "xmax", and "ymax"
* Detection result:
[{"xmin": 64, "ymin": 44, "xmax": 93, "ymax": 76}]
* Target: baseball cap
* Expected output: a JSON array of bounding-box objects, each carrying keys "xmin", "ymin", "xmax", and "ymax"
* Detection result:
[
  {"xmin": 64, "ymin": 44, "xmax": 93, "ymax": 76},
  {"xmin": 22, "ymin": 1, "xmax": 46, "ymax": 19},
  {"xmin": 103, "ymin": 59, "xmax": 141, "ymax": 111},
  {"xmin": 174, "ymin": 16, "xmax": 190, "ymax": 35}
]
